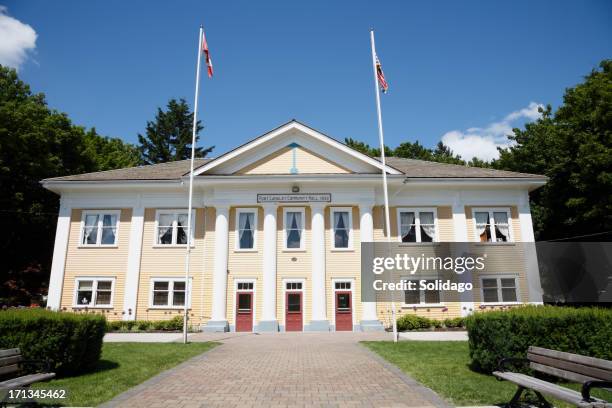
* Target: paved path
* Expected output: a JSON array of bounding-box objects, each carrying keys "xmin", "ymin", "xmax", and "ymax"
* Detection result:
[
  {"xmin": 103, "ymin": 332, "xmax": 451, "ymax": 407},
  {"xmin": 399, "ymin": 331, "xmax": 468, "ymax": 341}
]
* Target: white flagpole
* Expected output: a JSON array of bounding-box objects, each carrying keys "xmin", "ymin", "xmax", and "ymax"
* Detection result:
[
  {"xmin": 370, "ymin": 29, "xmax": 398, "ymax": 343},
  {"xmin": 183, "ymin": 25, "xmax": 204, "ymax": 344}
]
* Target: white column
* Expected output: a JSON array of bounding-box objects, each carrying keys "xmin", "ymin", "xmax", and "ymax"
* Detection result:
[
  {"xmin": 519, "ymin": 192, "xmax": 544, "ymax": 303},
  {"xmin": 259, "ymin": 204, "xmax": 278, "ymax": 331},
  {"xmin": 359, "ymin": 203, "xmax": 384, "ymax": 331},
  {"xmin": 452, "ymin": 197, "xmax": 474, "ymax": 317},
  {"xmin": 47, "ymin": 198, "xmax": 71, "ymax": 310},
  {"xmin": 309, "ymin": 203, "xmax": 329, "ymax": 330},
  {"xmin": 205, "ymin": 205, "xmax": 230, "ymax": 331},
  {"xmin": 122, "ymin": 204, "xmax": 144, "ymax": 321}
]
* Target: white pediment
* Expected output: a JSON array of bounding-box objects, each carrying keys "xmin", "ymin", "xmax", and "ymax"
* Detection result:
[{"xmin": 194, "ymin": 121, "xmax": 401, "ymax": 176}]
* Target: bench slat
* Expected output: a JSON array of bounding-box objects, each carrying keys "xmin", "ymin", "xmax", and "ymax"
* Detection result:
[
  {"xmin": 494, "ymin": 371, "xmax": 591, "ymax": 404},
  {"xmin": 0, "ymin": 349, "xmax": 20, "ymax": 358},
  {"xmin": 0, "ymin": 373, "xmax": 55, "ymax": 389},
  {"xmin": 0, "ymin": 355, "xmax": 22, "ymax": 367},
  {"xmin": 0, "ymin": 364, "xmax": 19, "ymax": 376},
  {"xmin": 528, "ymin": 353, "xmax": 612, "ymax": 382},
  {"xmin": 529, "ymin": 346, "xmax": 612, "ymax": 371},
  {"xmin": 530, "ymin": 361, "xmax": 599, "ymax": 384}
]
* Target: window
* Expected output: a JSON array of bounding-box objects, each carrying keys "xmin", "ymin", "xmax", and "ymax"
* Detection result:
[
  {"xmin": 283, "ymin": 208, "xmax": 305, "ymax": 250},
  {"xmin": 331, "ymin": 208, "xmax": 353, "ymax": 249},
  {"xmin": 155, "ymin": 210, "xmax": 195, "ymax": 246},
  {"xmin": 81, "ymin": 211, "xmax": 120, "ymax": 246},
  {"xmin": 403, "ymin": 279, "xmax": 441, "ymax": 306},
  {"xmin": 150, "ymin": 279, "xmax": 190, "ymax": 308},
  {"xmin": 335, "ymin": 281, "xmax": 351, "ymax": 290},
  {"xmin": 473, "ymin": 208, "xmax": 512, "ymax": 242},
  {"xmin": 481, "ymin": 276, "xmax": 519, "ymax": 303},
  {"xmin": 237, "ymin": 282, "xmax": 254, "ymax": 291},
  {"xmin": 286, "ymin": 282, "xmax": 303, "ymax": 290},
  {"xmin": 397, "ymin": 208, "xmax": 437, "ymax": 242},
  {"xmin": 236, "ymin": 209, "xmax": 257, "ymax": 250},
  {"xmin": 74, "ymin": 278, "xmax": 114, "ymax": 307}
]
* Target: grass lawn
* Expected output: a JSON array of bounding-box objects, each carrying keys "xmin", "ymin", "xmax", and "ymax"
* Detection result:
[
  {"xmin": 363, "ymin": 340, "xmax": 612, "ymax": 407},
  {"xmin": 33, "ymin": 342, "xmax": 218, "ymax": 407}
]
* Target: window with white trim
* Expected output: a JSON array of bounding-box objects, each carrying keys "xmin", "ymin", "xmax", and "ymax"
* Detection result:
[
  {"xmin": 236, "ymin": 209, "xmax": 257, "ymax": 250},
  {"xmin": 335, "ymin": 281, "xmax": 351, "ymax": 290},
  {"xmin": 473, "ymin": 208, "xmax": 512, "ymax": 242},
  {"xmin": 481, "ymin": 276, "xmax": 518, "ymax": 303},
  {"xmin": 155, "ymin": 210, "xmax": 195, "ymax": 245},
  {"xmin": 81, "ymin": 211, "xmax": 120, "ymax": 246},
  {"xmin": 74, "ymin": 278, "xmax": 114, "ymax": 307},
  {"xmin": 151, "ymin": 278, "xmax": 189, "ymax": 307},
  {"xmin": 286, "ymin": 282, "xmax": 303, "ymax": 290},
  {"xmin": 237, "ymin": 282, "xmax": 254, "ymax": 291},
  {"xmin": 403, "ymin": 279, "xmax": 441, "ymax": 306},
  {"xmin": 283, "ymin": 208, "xmax": 305, "ymax": 250},
  {"xmin": 397, "ymin": 209, "xmax": 436, "ymax": 242},
  {"xmin": 331, "ymin": 208, "xmax": 352, "ymax": 249}
]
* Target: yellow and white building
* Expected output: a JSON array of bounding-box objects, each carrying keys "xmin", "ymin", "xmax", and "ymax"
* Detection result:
[{"xmin": 43, "ymin": 120, "xmax": 546, "ymax": 332}]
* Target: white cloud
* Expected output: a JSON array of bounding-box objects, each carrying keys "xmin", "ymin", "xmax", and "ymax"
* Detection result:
[
  {"xmin": 0, "ymin": 6, "xmax": 37, "ymax": 70},
  {"xmin": 441, "ymin": 102, "xmax": 543, "ymax": 161}
]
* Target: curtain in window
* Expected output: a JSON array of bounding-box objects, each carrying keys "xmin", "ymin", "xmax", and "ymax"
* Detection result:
[
  {"xmin": 83, "ymin": 214, "xmax": 99, "ymax": 244},
  {"xmin": 333, "ymin": 211, "xmax": 349, "ymax": 248},
  {"xmin": 176, "ymin": 214, "xmax": 188, "ymax": 245},
  {"xmin": 157, "ymin": 214, "xmax": 174, "ymax": 244},
  {"xmin": 493, "ymin": 212, "xmax": 510, "ymax": 242},
  {"xmin": 475, "ymin": 212, "xmax": 491, "ymax": 242},
  {"xmin": 420, "ymin": 212, "xmax": 435, "ymax": 242},
  {"xmin": 239, "ymin": 212, "xmax": 254, "ymax": 249},
  {"xmin": 100, "ymin": 214, "xmax": 117, "ymax": 245},
  {"xmin": 286, "ymin": 211, "xmax": 302, "ymax": 248},
  {"xmin": 400, "ymin": 212, "xmax": 416, "ymax": 242},
  {"xmin": 77, "ymin": 280, "xmax": 93, "ymax": 305}
]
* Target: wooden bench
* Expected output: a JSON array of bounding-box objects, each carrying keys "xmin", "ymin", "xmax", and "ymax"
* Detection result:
[
  {"xmin": 0, "ymin": 348, "xmax": 55, "ymax": 405},
  {"xmin": 494, "ymin": 346, "xmax": 612, "ymax": 408}
]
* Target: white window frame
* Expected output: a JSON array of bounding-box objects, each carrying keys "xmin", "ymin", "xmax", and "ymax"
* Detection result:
[
  {"xmin": 235, "ymin": 208, "xmax": 258, "ymax": 251},
  {"xmin": 396, "ymin": 207, "xmax": 438, "ymax": 243},
  {"xmin": 79, "ymin": 210, "xmax": 121, "ymax": 247},
  {"xmin": 472, "ymin": 207, "xmax": 513, "ymax": 243},
  {"xmin": 282, "ymin": 278, "xmax": 306, "ymax": 332},
  {"xmin": 73, "ymin": 277, "xmax": 116, "ymax": 308},
  {"xmin": 331, "ymin": 278, "xmax": 356, "ymax": 330},
  {"xmin": 154, "ymin": 209, "xmax": 196, "ymax": 247},
  {"xmin": 283, "ymin": 207, "xmax": 306, "ymax": 251},
  {"xmin": 479, "ymin": 274, "xmax": 521, "ymax": 305},
  {"xmin": 234, "ymin": 278, "xmax": 257, "ymax": 332},
  {"xmin": 149, "ymin": 277, "xmax": 193, "ymax": 309},
  {"xmin": 330, "ymin": 207, "xmax": 354, "ymax": 250},
  {"xmin": 400, "ymin": 276, "xmax": 445, "ymax": 308}
]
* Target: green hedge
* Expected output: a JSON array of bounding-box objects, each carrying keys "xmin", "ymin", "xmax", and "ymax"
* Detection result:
[
  {"xmin": 106, "ymin": 315, "xmax": 184, "ymax": 332},
  {"xmin": 466, "ymin": 306, "xmax": 612, "ymax": 373},
  {"xmin": 396, "ymin": 315, "xmax": 464, "ymax": 331},
  {"xmin": 0, "ymin": 309, "xmax": 106, "ymax": 375}
]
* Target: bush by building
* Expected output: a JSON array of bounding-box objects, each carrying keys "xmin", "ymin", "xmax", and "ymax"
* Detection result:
[
  {"xmin": 106, "ymin": 315, "xmax": 184, "ymax": 332},
  {"xmin": 0, "ymin": 308, "xmax": 106, "ymax": 375},
  {"xmin": 466, "ymin": 305, "xmax": 612, "ymax": 373}
]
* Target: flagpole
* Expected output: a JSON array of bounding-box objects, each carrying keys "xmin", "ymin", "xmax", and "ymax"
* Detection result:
[
  {"xmin": 183, "ymin": 25, "xmax": 204, "ymax": 344},
  {"xmin": 370, "ymin": 29, "xmax": 398, "ymax": 343}
]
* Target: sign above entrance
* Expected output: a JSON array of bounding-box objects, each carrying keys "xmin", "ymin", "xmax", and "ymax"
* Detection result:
[{"xmin": 257, "ymin": 193, "xmax": 332, "ymax": 203}]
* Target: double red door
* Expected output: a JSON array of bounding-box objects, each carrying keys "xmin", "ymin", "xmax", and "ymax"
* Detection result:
[
  {"xmin": 285, "ymin": 292, "xmax": 303, "ymax": 331},
  {"xmin": 335, "ymin": 291, "xmax": 352, "ymax": 331},
  {"xmin": 236, "ymin": 292, "xmax": 253, "ymax": 332}
]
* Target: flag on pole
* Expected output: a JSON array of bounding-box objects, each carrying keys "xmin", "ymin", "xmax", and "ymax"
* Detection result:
[
  {"xmin": 202, "ymin": 29, "xmax": 213, "ymax": 78},
  {"xmin": 375, "ymin": 55, "xmax": 388, "ymax": 93}
]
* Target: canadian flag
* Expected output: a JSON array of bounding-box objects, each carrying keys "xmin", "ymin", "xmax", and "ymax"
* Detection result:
[{"xmin": 202, "ymin": 29, "xmax": 213, "ymax": 78}]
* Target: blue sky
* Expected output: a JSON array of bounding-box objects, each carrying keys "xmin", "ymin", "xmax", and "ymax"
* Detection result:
[{"xmin": 3, "ymin": 0, "xmax": 611, "ymax": 161}]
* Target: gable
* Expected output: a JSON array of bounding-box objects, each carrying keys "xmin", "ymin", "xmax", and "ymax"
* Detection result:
[
  {"xmin": 195, "ymin": 120, "xmax": 403, "ymax": 176},
  {"xmin": 235, "ymin": 144, "xmax": 351, "ymax": 175}
]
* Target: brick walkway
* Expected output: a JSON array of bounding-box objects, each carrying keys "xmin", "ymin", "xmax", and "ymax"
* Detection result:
[{"xmin": 102, "ymin": 332, "xmax": 451, "ymax": 408}]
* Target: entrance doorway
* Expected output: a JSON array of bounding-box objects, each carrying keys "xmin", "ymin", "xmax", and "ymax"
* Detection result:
[
  {"xmin": 284, "ymin": 280, "xmax": 304, "ymax": 331},
  {"xmin": 334, "ymin": 281, "xmax": 353, "ymax": 331},
  {"xmin": 235, "ymin": 281, "xmax": 254, "ymax": 332}
]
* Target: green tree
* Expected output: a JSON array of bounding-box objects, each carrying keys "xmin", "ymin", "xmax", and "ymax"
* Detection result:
[
  {"xmin": 432, "ymin": 141, "xmax": 465, "ymax": 165},
  {"xmin": 138, "ymin": 98, "xmax": 214, "ymax": 164},
  {"xmin": 495, "ymin": 60, "xmax": 612, "ymax": 240},
  {"xmin": 83, "ymin": 128, "xmax": 141, "ymax": 171}
]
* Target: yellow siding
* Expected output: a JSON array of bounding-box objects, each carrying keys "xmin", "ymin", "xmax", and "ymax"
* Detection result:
[
  {"xmin": 226, "ymin": 207, "xmax": 264, "ymax": 326},
  {"xmin": 236, "ymin": 146, "xmax": 350, "ymax": 174},
  {"xmin": 135, "ymin": 208, "xmax": 207, "ymax": 325},
  {"xmin": 60, "ymin": 209, "xmax": 131, "ymax": 321}
]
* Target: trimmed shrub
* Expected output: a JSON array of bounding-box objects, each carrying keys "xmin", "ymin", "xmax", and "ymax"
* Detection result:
[
  {"xmin": 396, "ymin": 314, "xmax": 435, "ymax": 331},
  {"xmin": 466, "ymin": 306, "xmax": 612, "ymax": 373},
  {"xmin": 443, "ymin": 317, "xmax": 465, "ymax": 328},
  {"xmin": 105, "ymin": 315, "xmax": 184, "ymax": 332},
  {"xmin": 0, "ymin": 309, "xmax": 106, "ymax": 375}
]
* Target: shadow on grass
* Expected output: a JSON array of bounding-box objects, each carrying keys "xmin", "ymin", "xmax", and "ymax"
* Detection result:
[{"xmin": 56, "ymin": 359, "xmax": 120, "ymax": 379}]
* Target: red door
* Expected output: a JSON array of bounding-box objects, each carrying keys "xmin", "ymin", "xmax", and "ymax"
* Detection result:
[
  {"xmin": 236, "ymin": 292, "xmax": 253, "ymax": 332},
  {"xmin": 335, "ymin": 291, "xmax": 352, "ymax": 331},
  {"xmin": 285, "ymin": 292, "xmax": 303, "ymax": 331}
]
